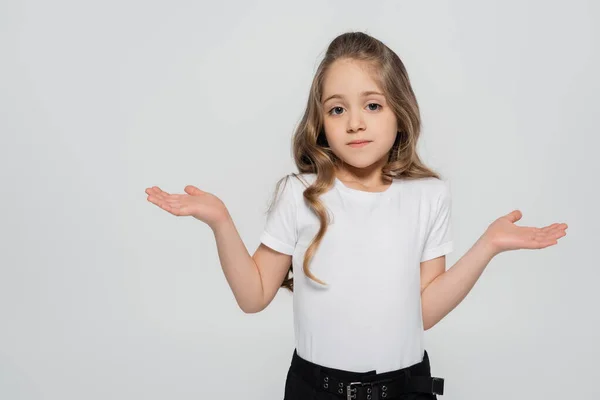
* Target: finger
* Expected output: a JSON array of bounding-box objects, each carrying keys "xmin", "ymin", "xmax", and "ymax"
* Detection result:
[
  {"xmin": 554, "ymin": 223, "xmax": 568, "ymax": 231},
  {"xmin": 534, "ymin": 229, "xmax": 565, "ymax": 242},
  {"xmin": 531, "ymin": 224, "xmax": 558, "ymax": 234},
  {"xmin": 146, "ymin": 187, "xmax": 168, "ymax": 200},
  {"xmin": 147, "ymin": 195, "xmax": 166, "ymax": 209},
  {"xmin": 535, "ymin": 223, "xmax": 564, "ymax": 235},
  {"xmin": 161, "ymin": 203, "xmax": 182, "ymax": 216},
  {"xmin": 145, "ymin": 187, "xmax": 160, "ymax": 197},
  {"xmin": 543, "ymin": 223, "xmax": 568, "ymax": 233},
  {"xmin": 151, "ymin": 192, "xmax": 169, "ymax": 203},
  {"xmin": 528, "ymin": 225, "xmax": 556, "ymax": 234},
  {"xmin": 546, "ymin": 223, "xmax": 565, "ymax": 233},
  {"xmin": 153, "ymin": 187, "xmax": 180, "ymax": 202},
  {"xmin": 165, "ymin": 202, "xmax": 183, "ymax": 215},
  {"xmin": 185, "ymin": 185, "xmax": 204, "ymax": 195},
  {"xmin": 164, "ymin": 194, "xmax": 183, "ymax": 204},
  {"xmin": 148, "ymin": 186, "xmax": 164, "ymax": 193},
  {"xmin": 551, "ymin": 230, "xmax": 567, "ymax": 240},
  {"xmin": 147, "ymin": 195, "xmax": 170, "ymax": 208},
  {"xmin": 529, "ymin": 237, "xmax": 558, "ymax": 249},
  {"xmin": 541, "ymin": 223, "xmax": 560, "ymax": 232},
  {"xmin": 148, "ymin": 196, "xmax": 185, "ymax": 216},
  {"xmin": 546, "ymin": 225, "xmax": 568, "ymax": 239},
  {"xmin": 537, "ymin": 240, "xmax": 558, "ymax": 249},
  {"xmin": 150, "ymin": 186, "xmax": 172, "ymax": 197}
]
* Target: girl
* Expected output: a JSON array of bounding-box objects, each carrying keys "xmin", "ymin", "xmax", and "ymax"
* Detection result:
[{"xmin": 145, "ymin": 32, "xmax": 568, "ymax": 400}]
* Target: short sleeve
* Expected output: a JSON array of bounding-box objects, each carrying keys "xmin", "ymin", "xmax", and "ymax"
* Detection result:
[
  {"xmin": 259, "ymin": 175, "xmax": 298, "ymax": 255},
  {"xmin": 420, "ymin": 180, "xmax": 454, "ymax": 262}
]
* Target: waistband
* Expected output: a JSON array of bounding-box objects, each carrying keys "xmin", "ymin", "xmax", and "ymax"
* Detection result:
[
  {"xmin": 289, "ymin": 348, "xmax": 432, "ymax": 385},
  {"xmin": 287, "ymin": 348, "xmax": 445, "ymax": 398}
]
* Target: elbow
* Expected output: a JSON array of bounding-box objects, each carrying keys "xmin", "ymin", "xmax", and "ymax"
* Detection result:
[
  {"xmin": 242, "ymin": 305, "xmax": 260, "ymax": 314},
  {"xmin": 423, "ymin": 319, "xmax": 439, "ymax": 331},
  {"xmin": 238, "ymin": 286, "xmax": 268, "ymax": 314},
  {"xmin": 241, "ymin": 288, "xmax": 269, "ymax": 313},
  {"xmin": 240, "ymin": 300, "xmax": 266, "ymax": 314},
  {"xmin": 422, "ymin": 316, "xmax": 433, "ymax": 331}
]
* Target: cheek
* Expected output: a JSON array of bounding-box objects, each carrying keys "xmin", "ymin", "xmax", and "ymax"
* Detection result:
[
  {"xmin": 323, "ymin": 124, "xmax": 345, "ymax": 145},
  {"xmin": 382, "ymin": 116, "xmax": 399, "ymax": 140},
  {"xmin": 381, "ymin": 111, "xmax": 398, "ymax": 130}
]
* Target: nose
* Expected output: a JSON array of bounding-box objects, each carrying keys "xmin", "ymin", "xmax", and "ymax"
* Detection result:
[{"xmin": 346, "ymin": 111, "xmax": 366, "ymax": 133}]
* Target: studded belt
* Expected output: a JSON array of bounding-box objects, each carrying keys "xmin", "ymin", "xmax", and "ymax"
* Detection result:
[
  {"xmin": 320, "ymin": 372, "xmax": 444, "ymax": 399},
  {"xmin": 288, "ymin": 349, "xmax": 444, "ymax": 400}
]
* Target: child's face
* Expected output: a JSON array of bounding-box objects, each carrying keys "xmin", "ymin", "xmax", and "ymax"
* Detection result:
[{"xmin": 321, "ymin": 58, "xmax": 398, "ymax": 174}]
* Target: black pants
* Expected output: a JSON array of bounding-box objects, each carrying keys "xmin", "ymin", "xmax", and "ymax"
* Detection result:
[{"xmin": 284, "ymin": 348, "xmax": 439, "ymax": 400}]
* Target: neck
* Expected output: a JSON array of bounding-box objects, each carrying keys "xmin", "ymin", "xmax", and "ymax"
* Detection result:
[{"xmin": 335, "ymin": 156, "xmax": 390, "ymax": 189}]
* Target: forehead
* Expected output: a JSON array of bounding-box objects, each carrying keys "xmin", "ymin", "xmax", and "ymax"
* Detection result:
[{"xmin": 322, "ymin": 59, "xmax": 382, "ymax": 96}]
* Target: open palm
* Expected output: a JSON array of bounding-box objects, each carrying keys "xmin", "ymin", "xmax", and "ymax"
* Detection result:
[
  {"xmin": 145, "ymin": 185, "xmax": 230, "ymax": 228},
  {"xmin": 483, "ymin": 210, "xmax": 568, "ymax": 255}
]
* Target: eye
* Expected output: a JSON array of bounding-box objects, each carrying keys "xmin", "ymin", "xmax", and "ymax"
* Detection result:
[
  {"xmin": 327, "ymin": 103, "xmax": 382, "ymax": 116},
  {"xmin": 328, "ymin": 106, "xmax": 344, "ymax": 116}
]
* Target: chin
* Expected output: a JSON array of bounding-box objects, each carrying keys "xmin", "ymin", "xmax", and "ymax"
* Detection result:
[{"xmin": 339, "ymin": 157, "xmax": 382, "ymax": 169}]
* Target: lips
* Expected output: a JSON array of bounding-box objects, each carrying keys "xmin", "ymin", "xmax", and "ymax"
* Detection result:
[
  {"xmin": 347, "ymin": 140, "xmax": 372, "ymax": 148},
  {"xmin": 347, "ymin": 140, "xmax": 371, "ymax": 145}
]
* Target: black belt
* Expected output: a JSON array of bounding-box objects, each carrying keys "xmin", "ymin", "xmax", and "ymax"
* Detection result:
[
  {"xmin": 319, "ymin": 373, "xmax": 444, "ymax": 399},
  {"xmin": 290, "ymin": 350, "xmax": 444, "ymax": 399}
]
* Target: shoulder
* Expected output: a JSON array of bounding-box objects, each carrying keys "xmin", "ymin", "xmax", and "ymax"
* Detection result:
[
  {"xmin": 399, "ymin": 177, "xmax": 451, "ymax": 215},
  {"xmin": 270, "ymin": 172, "xmax": 314, "ymax": 201},
  {"xmin": 401, "ymin": 176, "xmax": 450, "ymax": 198},
  {"xmin": 294, "ymin": 172, "xmax": 317, "ymax": 186},
  {"xmin": 281, "ymin": 172, "xmax": 316, "ymax": 192}
]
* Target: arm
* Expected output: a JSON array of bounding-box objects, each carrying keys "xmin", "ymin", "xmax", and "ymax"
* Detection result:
[
  {"xmin": 145, "ymin": 184, "xmax": 291, "ymax": 313},
  {"xmin": 420, "ymin": 237, "xmax": 495, "ymax": 331},
  {"xmin": 420, "ymin": 209, "xmax": 567, "ymax": 331},
  {"xmin": 211, "ymin": 213, "xmax": 264, "ymax": 313},
  {"xmin": 212, "ymin": 212, "xmax": 292, "ymax": 314}
]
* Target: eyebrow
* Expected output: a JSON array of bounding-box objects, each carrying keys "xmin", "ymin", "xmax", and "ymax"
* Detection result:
[{"xmin": 321, "ymin": 91, "xmax": 385, "ymax": 105}]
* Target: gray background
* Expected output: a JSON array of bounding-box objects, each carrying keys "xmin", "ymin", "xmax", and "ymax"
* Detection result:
[{"xmin": 1, "ymin": 0, "xmax": 598, "ymax": 399}]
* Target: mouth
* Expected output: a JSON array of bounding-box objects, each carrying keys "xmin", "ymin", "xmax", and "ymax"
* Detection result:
[{"xmin": 347, "ymin": 140, "xmax": 372, "ymax": 148}]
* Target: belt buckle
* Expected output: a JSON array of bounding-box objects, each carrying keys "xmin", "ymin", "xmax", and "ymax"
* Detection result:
[
  {"xmin": 431, "ymin": 377, "xmax": 444, "ymax": 395},
  {"xmin": 346, "ymin": 381, "xmax": 371, "ymax": 400}
]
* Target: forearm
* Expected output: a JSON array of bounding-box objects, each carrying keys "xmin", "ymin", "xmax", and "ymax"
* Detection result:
[
  {"xmin": 421, "ymin": 236, "xmax": 497, "ymax": 330},
  {"xmin": 211, "ymin": 212, "xmax": 264, "ymax": 313}
]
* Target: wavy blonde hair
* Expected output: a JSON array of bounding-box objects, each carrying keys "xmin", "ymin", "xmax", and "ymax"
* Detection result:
[{"xmin": 267, "ymin": 31, "xmax": 442, "ymax": 292}]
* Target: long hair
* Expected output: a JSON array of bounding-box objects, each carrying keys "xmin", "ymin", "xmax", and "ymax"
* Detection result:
[{"xmin": 268, "ymin": 31, "xmax": 442, "ymax": 292}]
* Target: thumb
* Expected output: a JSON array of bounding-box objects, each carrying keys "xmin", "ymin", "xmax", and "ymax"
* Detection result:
[
  {"xmin": 505, "ymin": 209, "xmax": 522, "ymax": 223},
  {"xmin": 184, "ymin": 185, "xmax": 204, "ymax": 195}
]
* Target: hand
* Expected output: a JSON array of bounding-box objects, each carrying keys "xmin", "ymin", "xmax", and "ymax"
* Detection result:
[
  {"xmin": 482, "ymin": 210, "xmax": 568, "ymax": 256},
  {"xmin": 145, "ymin": 185, "xmax": 231, "ymax": 229}
]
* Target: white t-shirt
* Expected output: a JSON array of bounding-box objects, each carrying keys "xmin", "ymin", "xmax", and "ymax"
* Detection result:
[{"xmin": 260, "ymin": 172, "xmax": 453, "ymax": 373}]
